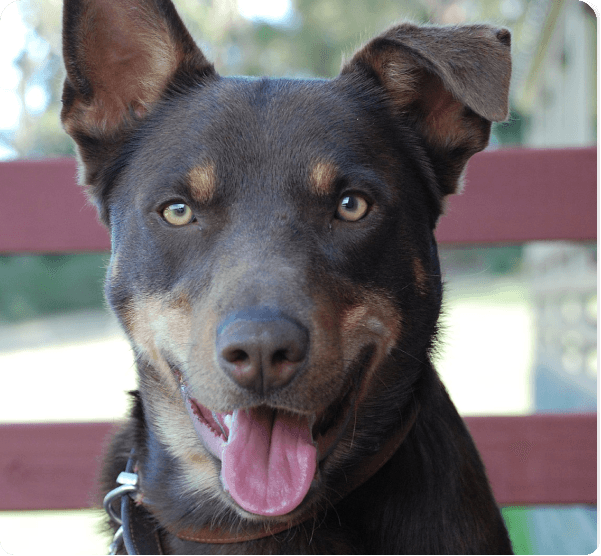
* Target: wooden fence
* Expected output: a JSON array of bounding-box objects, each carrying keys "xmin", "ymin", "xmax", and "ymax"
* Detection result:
[{"xmin": 0, "ymin": 147, "xmax": 596, "ymax": 511}]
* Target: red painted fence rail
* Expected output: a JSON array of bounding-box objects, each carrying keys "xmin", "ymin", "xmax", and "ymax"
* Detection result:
[
  {"xmin": 0, "ymin": 147, "xmax": 597, "ymax": 511},
  {"xmin": 0, "ymin": 146, "xmax": 597, "ymax": 252},
  {"xmin": 0, "ymin": 414, "xmax": 595, "ymax": 510}
]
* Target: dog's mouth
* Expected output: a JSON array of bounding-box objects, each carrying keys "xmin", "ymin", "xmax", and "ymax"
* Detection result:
[{"xmin": 176, "ymin": 372, "xmax": 355, "ymax": 518}]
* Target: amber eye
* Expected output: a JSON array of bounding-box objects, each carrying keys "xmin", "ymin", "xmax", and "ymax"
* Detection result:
[
  {"xmin": 336, "ymin": 193, "xmax": 370, "ymax": 222},
  {"xmin": 162, "ymin": 203, "xmax": 194, "ymax": 226}
]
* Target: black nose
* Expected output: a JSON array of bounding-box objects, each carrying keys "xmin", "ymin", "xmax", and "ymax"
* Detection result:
[{"xmin": 216, "ymin": 307, "xmax": 309, "ymax": 395}]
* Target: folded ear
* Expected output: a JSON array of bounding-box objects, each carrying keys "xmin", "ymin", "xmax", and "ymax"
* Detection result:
[
  {"xmin": 341, "ymin": 24, "xmax": 511, "ymax": 195},
  {"xmin": 61, "ymin": 0, "xmax": 215, "ymax": 147}
]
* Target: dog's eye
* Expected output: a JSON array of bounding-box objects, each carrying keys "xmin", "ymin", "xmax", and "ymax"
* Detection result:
[
  {"xmin": 162, "ymin": 203, "xmax": 195, "ymax": 226},
  {"xmin": 336, "ymin": 194, "xmax": 370, "ymax": 222}
]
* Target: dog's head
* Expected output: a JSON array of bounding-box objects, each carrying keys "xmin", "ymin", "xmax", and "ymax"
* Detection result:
[{"xmin": 62, "ymin": 0, "xmax": 510, "ymax": 530}]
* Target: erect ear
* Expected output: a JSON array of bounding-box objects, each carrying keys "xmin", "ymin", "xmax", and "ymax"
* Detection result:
[
  {"xmin": 341, "ymin": 24, "xmax": 511, "ymax": 195},
  {"xmin": 61, "ymin": 0, "xmax": 215, "ymax": 154}
]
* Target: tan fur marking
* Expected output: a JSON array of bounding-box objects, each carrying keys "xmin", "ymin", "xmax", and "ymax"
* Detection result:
[
  {"xmin": 188, "ymin": 163, "xmax": 217, "ymax": 204},
  {"xmin": 341, "ymin": 294, "xmax": 401, "ymax": 353},
  {"xmin": 310, "ymin": 161, "xmax": 338, "ymax": 196},
  {"xmin": 124, "ymin": 293, "xmax": 193, "ymax": 369},
  {"xmin": 339, "ymin": 291, "xmax": 402, "ymax": 404},
  {"xmin": 146, "ymin": 382, "xmax": 220, "ymax": 497},
  {"xmin": 341, "ymin": 305, "xmax": 369, "ymax": 333},
  {"xmin": 412, "ymin": 257, "xmax": 429, "ymax": 296},
  {"xmin": 124, "ymin": 293, "xmax": 221, "ymax": 497}
]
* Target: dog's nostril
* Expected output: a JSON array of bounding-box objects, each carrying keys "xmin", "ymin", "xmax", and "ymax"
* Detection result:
[
  {"xmin": 271, "ymin": 349, "xmax": 294, "ymax": 365},
  {"xmin": 224, "ymin": 349, "xmax": 250, "ymax": 365},
  {"xmin": 272, "ymin": 349, "xmax": 285, "ymax": 364},
  {"xmin": 273, "ymin": 346, "xmax": 302, "ymax": 365}
]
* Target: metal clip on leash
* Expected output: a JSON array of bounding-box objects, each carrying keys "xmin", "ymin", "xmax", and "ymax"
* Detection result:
[{"xmin": 103, "ymin": 451, "xmax": 139, "ymax": 555}]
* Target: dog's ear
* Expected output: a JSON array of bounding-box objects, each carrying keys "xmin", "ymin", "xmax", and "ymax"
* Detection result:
[
  {"xmin": 341, "ymin": 24, "xmax": 511, "ymax": 195},
  {"xmin": 61, "ymin": 0, "xmax": 215, "ymax": 150}
]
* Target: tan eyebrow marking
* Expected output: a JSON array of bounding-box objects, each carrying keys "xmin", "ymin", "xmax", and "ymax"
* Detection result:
[
  {"xmin": 309, "ymin": 161, "xmax": 338, "ymax": 196},
  {"xmin": 188, "ymin": 162, "xmax": 217, "ymax": 204}
]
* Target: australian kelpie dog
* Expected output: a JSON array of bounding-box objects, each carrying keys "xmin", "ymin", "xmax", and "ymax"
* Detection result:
[{"xmin": 61, "ymin": 0, "xmax": 512, "ymax": 553}]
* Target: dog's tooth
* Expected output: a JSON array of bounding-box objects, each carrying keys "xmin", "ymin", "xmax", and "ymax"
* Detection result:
[
  {"xmin": 213, "ymin": 411, "xmax": 229, "ymax": 438},
  {"xmin": 224, "ymin": 415, "xmax": 233, "ymax": 428}
]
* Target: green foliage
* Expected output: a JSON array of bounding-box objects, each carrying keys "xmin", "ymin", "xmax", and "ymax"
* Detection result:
[
  {"xmin": 494, "ymin": 110, "xmax": 527, "ymax": 146},
  {"xmin": 440, "ymin": 246, "xmax": 524, "ymax": 276},
  {"xmin": 502, "ymin": 507, "xmax": 535, "ymax": 555},
  {"xmin": 0, "ymin": 254, "xmax": 108, "ymax": 322}
]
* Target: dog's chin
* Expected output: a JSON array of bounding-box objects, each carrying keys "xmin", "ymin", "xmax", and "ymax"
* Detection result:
[{"xmin": 173, "ymin": 370, "xmax": 355, "ymax": 521}]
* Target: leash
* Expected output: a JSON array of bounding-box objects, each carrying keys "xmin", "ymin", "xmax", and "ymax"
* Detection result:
[{"xmin": 103, "ymin": 403, "xmax": 419, "ymax": 554}]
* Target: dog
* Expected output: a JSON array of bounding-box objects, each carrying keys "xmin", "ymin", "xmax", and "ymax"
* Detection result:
[{"xmin": 61, "ymin": 0, "xmax": 513, "ymax": 553}]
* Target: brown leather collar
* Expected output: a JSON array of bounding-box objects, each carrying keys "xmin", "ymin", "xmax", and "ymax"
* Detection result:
[{"xmin": 170, "ymin": 402, "xmax": 420, "ymax": 544}]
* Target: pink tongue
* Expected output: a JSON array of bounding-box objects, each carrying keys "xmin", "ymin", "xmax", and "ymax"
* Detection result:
[{"xmin": 221, "ymin": 408, "xmax": 316, "ymax": 516}]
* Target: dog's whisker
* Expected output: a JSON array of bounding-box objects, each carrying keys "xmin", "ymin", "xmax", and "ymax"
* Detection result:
[
  {"xmin": 349, "ymin": 408, "xmax": 358, "ymax": 451},
  {"xmin": 394, "ymin": 347, "xmax": 426, "ymax": 365}
]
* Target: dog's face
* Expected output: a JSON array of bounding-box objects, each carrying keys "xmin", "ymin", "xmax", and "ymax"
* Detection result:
[{"xmin": 61, "ymin": 0, "xmax": 510, "ymax": 530}]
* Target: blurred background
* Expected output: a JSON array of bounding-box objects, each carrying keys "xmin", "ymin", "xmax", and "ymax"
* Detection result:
[{"xmin": 0, "ymin": 0, "xmax": 596, "ymax": 554}]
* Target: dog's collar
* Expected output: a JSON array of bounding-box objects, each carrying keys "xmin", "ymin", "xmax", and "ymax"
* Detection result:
[{"xmin": 106, "ymin": 403, "xmax": 419, "ymax": 553}]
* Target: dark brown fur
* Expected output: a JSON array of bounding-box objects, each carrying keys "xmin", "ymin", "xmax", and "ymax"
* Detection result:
[{"xmin": 61, "ymin": 1, "xmax": 512, "ymax": 553}]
